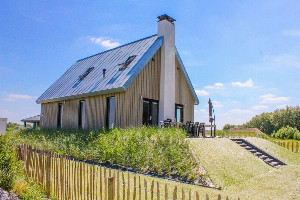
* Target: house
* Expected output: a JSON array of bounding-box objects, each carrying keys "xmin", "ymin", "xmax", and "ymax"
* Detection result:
[
  {"xmin": 21, "ymin": 115, "xmax": 40, "ymax": 128},
  {"xmin": 36, "ymin": 15, "xmax": 199, "ymax": 129}
]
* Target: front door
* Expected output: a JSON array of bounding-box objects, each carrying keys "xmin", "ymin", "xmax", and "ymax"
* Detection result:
[{"xmin": 142, "ymin": 99, "xmax": 159, "ymax": 126}]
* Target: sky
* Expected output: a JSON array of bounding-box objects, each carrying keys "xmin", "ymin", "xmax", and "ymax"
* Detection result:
[{"xmin": 0, "ymin": 0, "xmax": 299, "ymax": 128}]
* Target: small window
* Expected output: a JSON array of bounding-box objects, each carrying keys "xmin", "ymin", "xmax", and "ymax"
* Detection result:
[
  {"xmin": 125, "ymin": 55, "xmax": 136, "ymax": 65},
  {"xmin": 57, "ymin": 103, "xmax": 63, "ymax": 128},
  {"xmin": 175, "ymin": 104, "xmax": 183, "ymax": 123},
  {"xmin": 78, "ymin": 100, "xmax": 86, "ymax": 129},
  {"xmin": 79, "ymin": 67, "xmax": 94, "ymax": 80},
  {"xmin": 106, "ymin": 97, "xmax": 115, "ymax": 129}
]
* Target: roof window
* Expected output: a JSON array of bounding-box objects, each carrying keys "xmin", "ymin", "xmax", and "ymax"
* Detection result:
[
  {"xmin": 79, "ymin": 67, "xmax": 94, "ymax": 80},
  {"xmin": 119, "ymin": 55, "xmax": 136, "ymax": 70}
]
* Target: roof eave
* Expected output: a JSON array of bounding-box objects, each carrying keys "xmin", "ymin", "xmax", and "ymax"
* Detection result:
[{"xmin": 36, "ymin": 87, "xmax": 126, "ymax": 104}]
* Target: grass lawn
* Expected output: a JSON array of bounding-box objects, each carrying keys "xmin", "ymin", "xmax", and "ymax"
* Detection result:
[{"xmin": 189, "ymin": 137, "xmax": 300, "ymax": 200}]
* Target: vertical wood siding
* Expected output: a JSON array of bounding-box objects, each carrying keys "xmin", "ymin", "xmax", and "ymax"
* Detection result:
[
  {"xmin": 40, "ymin": 48, "xmax": 195, "ymax": 129},
  {"xmin": 175, "ymin": 59, "xmax": 195, "ymax": 122}
]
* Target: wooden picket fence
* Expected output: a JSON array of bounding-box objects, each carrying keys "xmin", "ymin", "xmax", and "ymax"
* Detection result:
[
  {"xmin": 17, "ymin": 144, "xmax": 239, "ymax": 200},
  {"xmin": 273, "ymin": 140, "xmax": 300, "ymax": 153}
]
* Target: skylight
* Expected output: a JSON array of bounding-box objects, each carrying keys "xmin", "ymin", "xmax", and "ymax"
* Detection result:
[
  {"xmin": 79, "ymin": 67, "xmax": 94, "ymax": 80},
  {"xmin": 119, "ymin": 55, "xmax": 137, "ymax": 70}
]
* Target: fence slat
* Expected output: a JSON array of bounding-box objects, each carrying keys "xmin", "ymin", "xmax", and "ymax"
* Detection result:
[
  {"xmin": 105, "ymin": 167, "xmax": 107, "ymax": 200},
  {"xmin": 144, "ymin": 179, "xmax": 147, "ymax": 200},
  {"xmin": 151, "ymin": 180, "xmax": 154, "ymax": 200},
  {"xmin": 117, "ymin": 171, "xmax": 120, "ymax": 200},
  {"xmin": 123, "ymin": 172, "xmax": 126, "ymax": 200},
  {"xmin": 133, "ymin": 176, "xmax": 136, "ymax": 200},
  {"xmin": 196, "ymin": 191, "xmax": 199, "ymax": 200},
  {"xmin": 139, "ymin": 176, "xmax": 141, "ymax": 200},
  {"xmin": 173, "ymin": 186, "xmax": 177, "ymax": 199},
  {"xmin": 189, "ymin": 189, "xmax": 192, "ymax": 200},
  {"xmin": 182, "ymin": 187, "xmax": 185, "ymax": 200},
  {"xmin": 100, "ymin": 167, "xmax": 103, "ymax": 200},
  {"xmin": 127, "ymin": 173, "xmax": 130, "ymax": 200},
  {"xmin": 157, "ymin": 182, "xmax": 160, "ymax": 200},
  {"xmin": 165, "ymin": 184, "xmax": 168, "ymax": 200},
  {"xmin": 108, "ymin": 177, "xmax": 114, "ymax": 200}
]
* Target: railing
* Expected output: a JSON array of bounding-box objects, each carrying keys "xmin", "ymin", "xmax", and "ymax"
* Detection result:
[{"xmin": 17, "ymin": 144, "xmax": 240, "ymax": 200}]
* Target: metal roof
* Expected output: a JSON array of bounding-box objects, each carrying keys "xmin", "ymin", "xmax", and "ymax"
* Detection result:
[
  {"xmin": 37, "ymin": 35, "xmax": 163, "ymax": 103},
  {"xmin": 36, "ymin": 34, "xmax": 199, "ymax": 105},
  {"xmin": 21, "ymin": 115, "xmax": 40, "ymax": 122}
]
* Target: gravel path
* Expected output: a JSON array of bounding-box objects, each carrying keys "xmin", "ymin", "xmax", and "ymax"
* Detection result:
[{"xmin": 0, "ymin": 188, "xmax": 19, "ymax": 200}]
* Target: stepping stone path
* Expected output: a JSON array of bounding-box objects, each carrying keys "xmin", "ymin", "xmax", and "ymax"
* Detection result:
[{"xmin": 230, "ymin": 138, "xmax": 286, "ymax": 168}]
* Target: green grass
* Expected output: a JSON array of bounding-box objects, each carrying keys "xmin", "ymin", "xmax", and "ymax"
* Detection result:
[
  {"xmin": 11, "ymin": 127, "xmax": 205, "ymax": 184},
  {"xmin": 189, "ymin": 137, "xmax": 300, "ymax": 200}
]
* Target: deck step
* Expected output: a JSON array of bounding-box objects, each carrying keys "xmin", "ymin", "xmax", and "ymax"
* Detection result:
[{"xmin": 230, "ymin": 138, "xmax": 286, "ymax": 168}]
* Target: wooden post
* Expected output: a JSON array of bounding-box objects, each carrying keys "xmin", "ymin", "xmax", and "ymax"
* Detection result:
[
  {"xmin": 157, "ymin": 182, "xmax": 160, "ymax": 200},
  {"xmin": 182, "ymin": 188, "xmax": 185, "ymax": 200},
  {"xmin": 206, "ymin": 193, "xmax": 209, "ymax": 200},
  {"xmin": 117, "ymin": 171, "xmax": 120, "ymax": 200},
  {"xmin": 189, "ymin": 189, "xmax": 192, "ymax": 200},
  {"xmin": 46, "ymin": 151, "xmax": 51, "ymax": 198},
  {"xmin": 100, "ymin": 167, "xmax": 103, "ymax": 200},
  {"xmin": 196, "ymin": 191, "xmax": 199, "ymax": 200},
  {"xmin": 144, "ymin": 179, "xmax": 147, "ymax": 200},
  {"xmin": 127, "ymin": 173, "xmax": 130, "ymax": 200},
  {"xmin": 133, "ymin": 176, "xmax": 137, "ymax": 200},
  {"xmin": 292, "ymin": 142, "xmax": 294, "ymax": 152},
  {"xmin": 165, "ymin": 184, "xmax": 168, "ymax": 200},
  {"xmin": 104, "ymin": 168, "xmax": 107, "ymax": 200},
  {"xmin": 218, "ymin": 194, "xmax": 221, "ymax": 200},
  {"xmin": 138, "ymin": 176, "xmax": 141, "ymax": 200},
  {"xmin": 173, "ymin": 186, "xmax": 177, "ymax": 199},
  {"xmin": 108, "ymin": 177, "xmax": 115, "ymax": 200},
  {"xmin": 150, "ymin": 180, "xmax": 154, "ymax": 200},
  {"xmin": 122, "ymin": 172, "xmax": 126, "ymax": 200}
]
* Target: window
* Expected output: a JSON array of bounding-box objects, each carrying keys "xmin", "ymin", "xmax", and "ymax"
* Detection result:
[
  {"xmin": 79, "ymin": 67, "xmax": 94, "ymax": 80},
  {"xmin": 57, "ymin": 103, "xmax": 63, "ymax": 128},
  {"xmin": 142, "ymin": 99, "xmax": 159, "ymax": 126},
  {"xmin": 175, "ymin": 104, "xmax": 183, "ymax": 123},
  {"xmin": 106, "ymin": 97, "xmax": 115, "ymax": 129},
  {"xmin": 78, "ymin": 100, "xmax": 86, "ymax": 129}
]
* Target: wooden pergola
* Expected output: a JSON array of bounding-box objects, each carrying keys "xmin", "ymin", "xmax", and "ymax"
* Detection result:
[{"xmin": 21, "ymin": 115, "xmax": 40, "ymax": 128}]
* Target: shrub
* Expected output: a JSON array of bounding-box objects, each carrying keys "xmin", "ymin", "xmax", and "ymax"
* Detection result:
[
  {"xmin": 271, "ymin": 126, "xmax": 300, "ymax": 140},
  {"xmin": 12, "ymin": 127, "xmax": 203, "ymax": 183},
  {"xmin": 0, "ymin": 134, "xmax": 19, "ymax": 191}
]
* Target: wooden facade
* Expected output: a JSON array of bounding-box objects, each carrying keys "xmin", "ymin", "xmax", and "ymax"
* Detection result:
[{"xmin": 40, "ymin": 48, "xmax": 195, "ymax": 129}]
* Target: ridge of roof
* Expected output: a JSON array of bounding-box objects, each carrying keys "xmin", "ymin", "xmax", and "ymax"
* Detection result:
[{"xmin": 77, "ymin": 34, "xmax": 158, "ymax": 62}]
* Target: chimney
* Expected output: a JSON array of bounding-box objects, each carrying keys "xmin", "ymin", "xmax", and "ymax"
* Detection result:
[{"xmin": 157, "ymin": 14, "xmax": 176, "ymax": 122}]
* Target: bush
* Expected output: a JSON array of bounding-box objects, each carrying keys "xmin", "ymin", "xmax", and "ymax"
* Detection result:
[
  {"xmin": 0, "ymin": 135, "xmax": 20, "ymax": 191},
  {"xmin": 12, "ymin": 127, "xmax": 203, "ymax": 183},
  {"xmin": 271, "ymin": 126, "xmax": 300, "ymax": 140}
]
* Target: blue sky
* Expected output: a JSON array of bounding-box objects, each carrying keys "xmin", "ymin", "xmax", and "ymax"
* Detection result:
[{"xmin": 0, "ymin": 0, "xmax": 299, "ymax": 128}]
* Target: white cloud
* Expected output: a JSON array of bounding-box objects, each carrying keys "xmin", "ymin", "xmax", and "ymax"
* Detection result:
[
  {"xmin": 282, "ymin": 30, "xmax": 300, "ymax": 37},
  {"xmin": 4, "ymin": 94, "xmax": 35, "ymax": 102},
  {"xmin": 87, "ymin": 36, "xmax": 120, "ymax": 49},
  {"xmin": 260, "ymin": 93, "xmax": 290, "ymax": 104},
  {"xmin": 205, "ymin": 82, "xmax": 224, "ymax": 89},
  {"xmin": 252, "ymin": 105, "xmax": 268, "ymax": 110},
  {"xmin": 228, "ymin": 109, "xmax": 253, "ymax": 115},
  {"xmin": 195, "ymin": 90, "xmax": 209, "ymax": 96},
  {"xmin": 212, "ymin": 100, "xmax": 223, "ymax": 108},
  {"xmin": 232, "ymin": 78, "xmax": 253, "ymax": 87}
]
